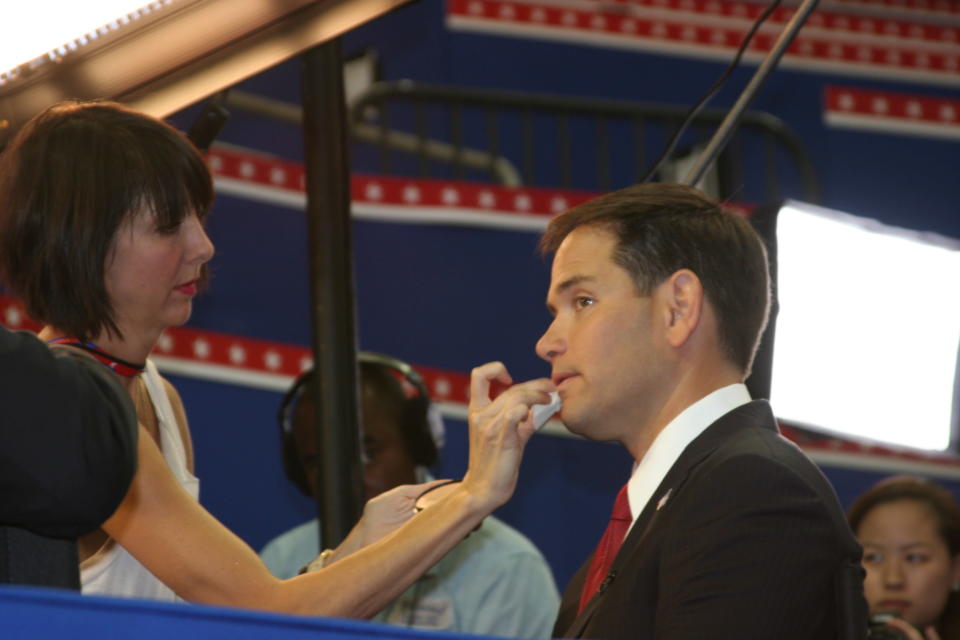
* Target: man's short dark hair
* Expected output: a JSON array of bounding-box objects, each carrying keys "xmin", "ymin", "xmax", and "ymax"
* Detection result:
[
  {"xmin": 539, "ymin": 183, "xmax": 770, "ymax": 376},
  {"xmin": 0, "ymin": 100, "xmax": 213, "ymax": 341}
]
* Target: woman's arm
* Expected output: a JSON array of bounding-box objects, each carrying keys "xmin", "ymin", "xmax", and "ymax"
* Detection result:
[{"xmin": 102, "ymin": 362, "xmax": 552, "ymax": 618}]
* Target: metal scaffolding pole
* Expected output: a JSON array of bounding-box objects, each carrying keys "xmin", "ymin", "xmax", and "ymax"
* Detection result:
[
  {"xmin": 683, "ymin": 0, "xmax": 821, "ymax": 187},
  {"xmin": 300, "ymin": 38, "xmax": 365, "ymax": 548}
]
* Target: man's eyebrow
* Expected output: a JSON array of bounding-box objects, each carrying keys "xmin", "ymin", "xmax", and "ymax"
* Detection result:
[
  {"xmin": 555, "ymin": 274, "xmax": 595, "ymax": 294},
  {"xmin": 545, "ymin": 275, "xmax": 595, "ymax": 314}
]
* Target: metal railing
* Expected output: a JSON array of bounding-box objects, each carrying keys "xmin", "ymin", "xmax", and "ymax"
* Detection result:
[
  {"xmin": 225, "ymin": 90, "xmax": 522, "ymax": 186},
  {"xmin": 225, "ymin": 81, "xmax": 820, "ymax": 203},
  {"xmin": 348, "ymin": 80, "xmax": 820, "ymax": 203}
]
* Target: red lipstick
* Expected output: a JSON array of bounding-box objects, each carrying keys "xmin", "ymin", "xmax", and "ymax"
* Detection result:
[{"xmin": 175, "ymin": 280, "xmax": 198, "ymax": 296}]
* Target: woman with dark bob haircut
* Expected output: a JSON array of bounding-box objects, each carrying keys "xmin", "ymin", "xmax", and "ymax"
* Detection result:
[
  {"xmin": 0, "ymin": 101, "xmax": 542, "ymax": 616},
  {"xmin": 848, "ymin": 476, "xmax": 960, "ymax": 640}
]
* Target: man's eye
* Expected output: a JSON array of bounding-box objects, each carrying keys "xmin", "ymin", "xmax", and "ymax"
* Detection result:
[
  {"xmin": 906, "ymin": 553, "xmax": 929, "ymax": 563},
  {"xmin": 574, "ymin": 296, "xmax": 594, "ymax": 309}
]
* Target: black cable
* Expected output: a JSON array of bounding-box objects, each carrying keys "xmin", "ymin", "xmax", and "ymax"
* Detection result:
[{"xmin": 640, "ymin": 0, "xmax": 785, "ymax": 184}]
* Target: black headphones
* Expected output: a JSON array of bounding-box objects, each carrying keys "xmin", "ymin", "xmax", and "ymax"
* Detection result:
[{"xmin": 277, "ymin": 351, "xmax": 441, "ymax": 497}]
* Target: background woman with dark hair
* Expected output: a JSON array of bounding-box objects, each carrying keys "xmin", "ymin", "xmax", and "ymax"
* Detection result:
[
  {"xmin": 848, "ymin": 476, "xmax": 960, "ymax": 640},
  {"xmin": 0, "ymin": 100, "xmax": 552, "ymax": 617}
]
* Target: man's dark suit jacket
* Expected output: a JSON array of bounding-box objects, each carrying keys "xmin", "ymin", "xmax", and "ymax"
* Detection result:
[
  {"xmin": 0, "ymin": 329, "xmax": 138, "ymax": 588},
  {"xmin": 553, "ymin": 400, "xmax": 867, "ymax": 640}
]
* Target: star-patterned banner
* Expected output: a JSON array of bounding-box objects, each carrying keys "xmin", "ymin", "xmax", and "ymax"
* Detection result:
[
  {"xmin": 0, "ymin": 295, "xmax": 473, "ymax": 410},
  {"xmin": 207, "ymin": 145, "xmax": 757, "ymax": 224},
  {"xmin": 599, "ymin": 0, "xmax": 960, "ymax": 20},
  {"xmin": 207, "ymin": 146, "xmax": 597, "ymax": 231},
  {"xmin": 447, "ymin": 0, "xmax": 960, "ymax": 87},
  {"xmin": 824, "ymin": 85, "xmax": 960, "ymax": 139},
  {"xmin": 827, "ymin": 0, "xmax": 960, "ymax": 15}
]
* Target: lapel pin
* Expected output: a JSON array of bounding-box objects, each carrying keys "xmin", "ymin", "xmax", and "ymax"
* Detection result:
[{"xmin": 656, "ymin": 488, "xmax": 672, "ymax": 511}]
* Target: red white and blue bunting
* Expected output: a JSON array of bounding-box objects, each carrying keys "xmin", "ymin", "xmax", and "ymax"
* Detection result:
[
  {"xmin": 208, "ymin": 146, "xmax": 596, "ymax": 231},
  {"xmin": 447, "ymin": 0, "xmax": 960, "ymax": 87},
  {"xmin": 824, "ymin": 85, "xmax": 960, "ymax": 139}
]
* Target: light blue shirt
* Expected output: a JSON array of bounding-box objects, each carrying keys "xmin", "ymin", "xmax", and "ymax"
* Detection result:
[{"xmin": 260, "ymin": 515, "xmax": 560, "ymax": 638}]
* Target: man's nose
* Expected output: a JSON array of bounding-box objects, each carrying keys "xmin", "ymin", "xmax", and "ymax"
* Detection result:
[{"xmin": 536, "ymin": 318, "xmax": 565, "ymax": 362}]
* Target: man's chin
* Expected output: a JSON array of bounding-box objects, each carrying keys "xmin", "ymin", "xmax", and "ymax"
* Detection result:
[
  {"xmin": 561, "ymin": 409, "xmax": 621, "ymax": 443},
  {"xmin": 560, "ymin": 411, "xmax": 595, "ymax": 440}
]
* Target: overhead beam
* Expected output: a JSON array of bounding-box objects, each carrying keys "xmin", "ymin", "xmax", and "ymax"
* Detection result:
[{"xmin": 0, "ymin": 0, "xmax": 408, "ymax": 144}]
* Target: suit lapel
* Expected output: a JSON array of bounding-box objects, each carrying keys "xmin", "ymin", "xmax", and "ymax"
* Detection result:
[
  {"xmin": 631, "ymin": 401, "xmax": 776, "ymax": 534},
  {"xmin": 565, "ymin": 466, "xmax": 689, "ymax": 637},
  {"xmin": 561, "ymin": 401, "xmax": 778, "ymax": 638}
]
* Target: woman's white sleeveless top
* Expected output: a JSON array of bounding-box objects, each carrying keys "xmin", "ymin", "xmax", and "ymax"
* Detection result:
[{"xmin": 80, "ymin": 360, "xmax": 200, "ymax": 601}]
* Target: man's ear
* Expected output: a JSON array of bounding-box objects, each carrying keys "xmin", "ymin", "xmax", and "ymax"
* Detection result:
[{"xmin": 662, "ymin": 269, "xmax": 703, "ymax": 348}]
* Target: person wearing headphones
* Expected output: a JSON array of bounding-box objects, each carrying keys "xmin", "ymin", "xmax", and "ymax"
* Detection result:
[{"xmin": 261, "ymin": 353, "xmax": 560, "ymax": 637}]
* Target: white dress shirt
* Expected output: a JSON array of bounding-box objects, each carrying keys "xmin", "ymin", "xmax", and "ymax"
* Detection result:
[{"xmin": 625, "ymin": 383, "xmax": 752, "ymax": 533}]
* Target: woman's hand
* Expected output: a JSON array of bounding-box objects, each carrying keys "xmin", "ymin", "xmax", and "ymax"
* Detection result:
[{"xmin": 461, "ymin": 361, "xmax": 554, "ymax": 511}]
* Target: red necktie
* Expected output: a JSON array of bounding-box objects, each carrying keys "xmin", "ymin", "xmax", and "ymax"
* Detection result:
[{"xmin": 578, "ymin": 483, "xmax": 632, "ymax": 613}]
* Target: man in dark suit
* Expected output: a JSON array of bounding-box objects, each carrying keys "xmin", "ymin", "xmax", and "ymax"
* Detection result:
[{"xmin": 533, "ymin": 183, "xmax": 867, "ymax": 639}]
